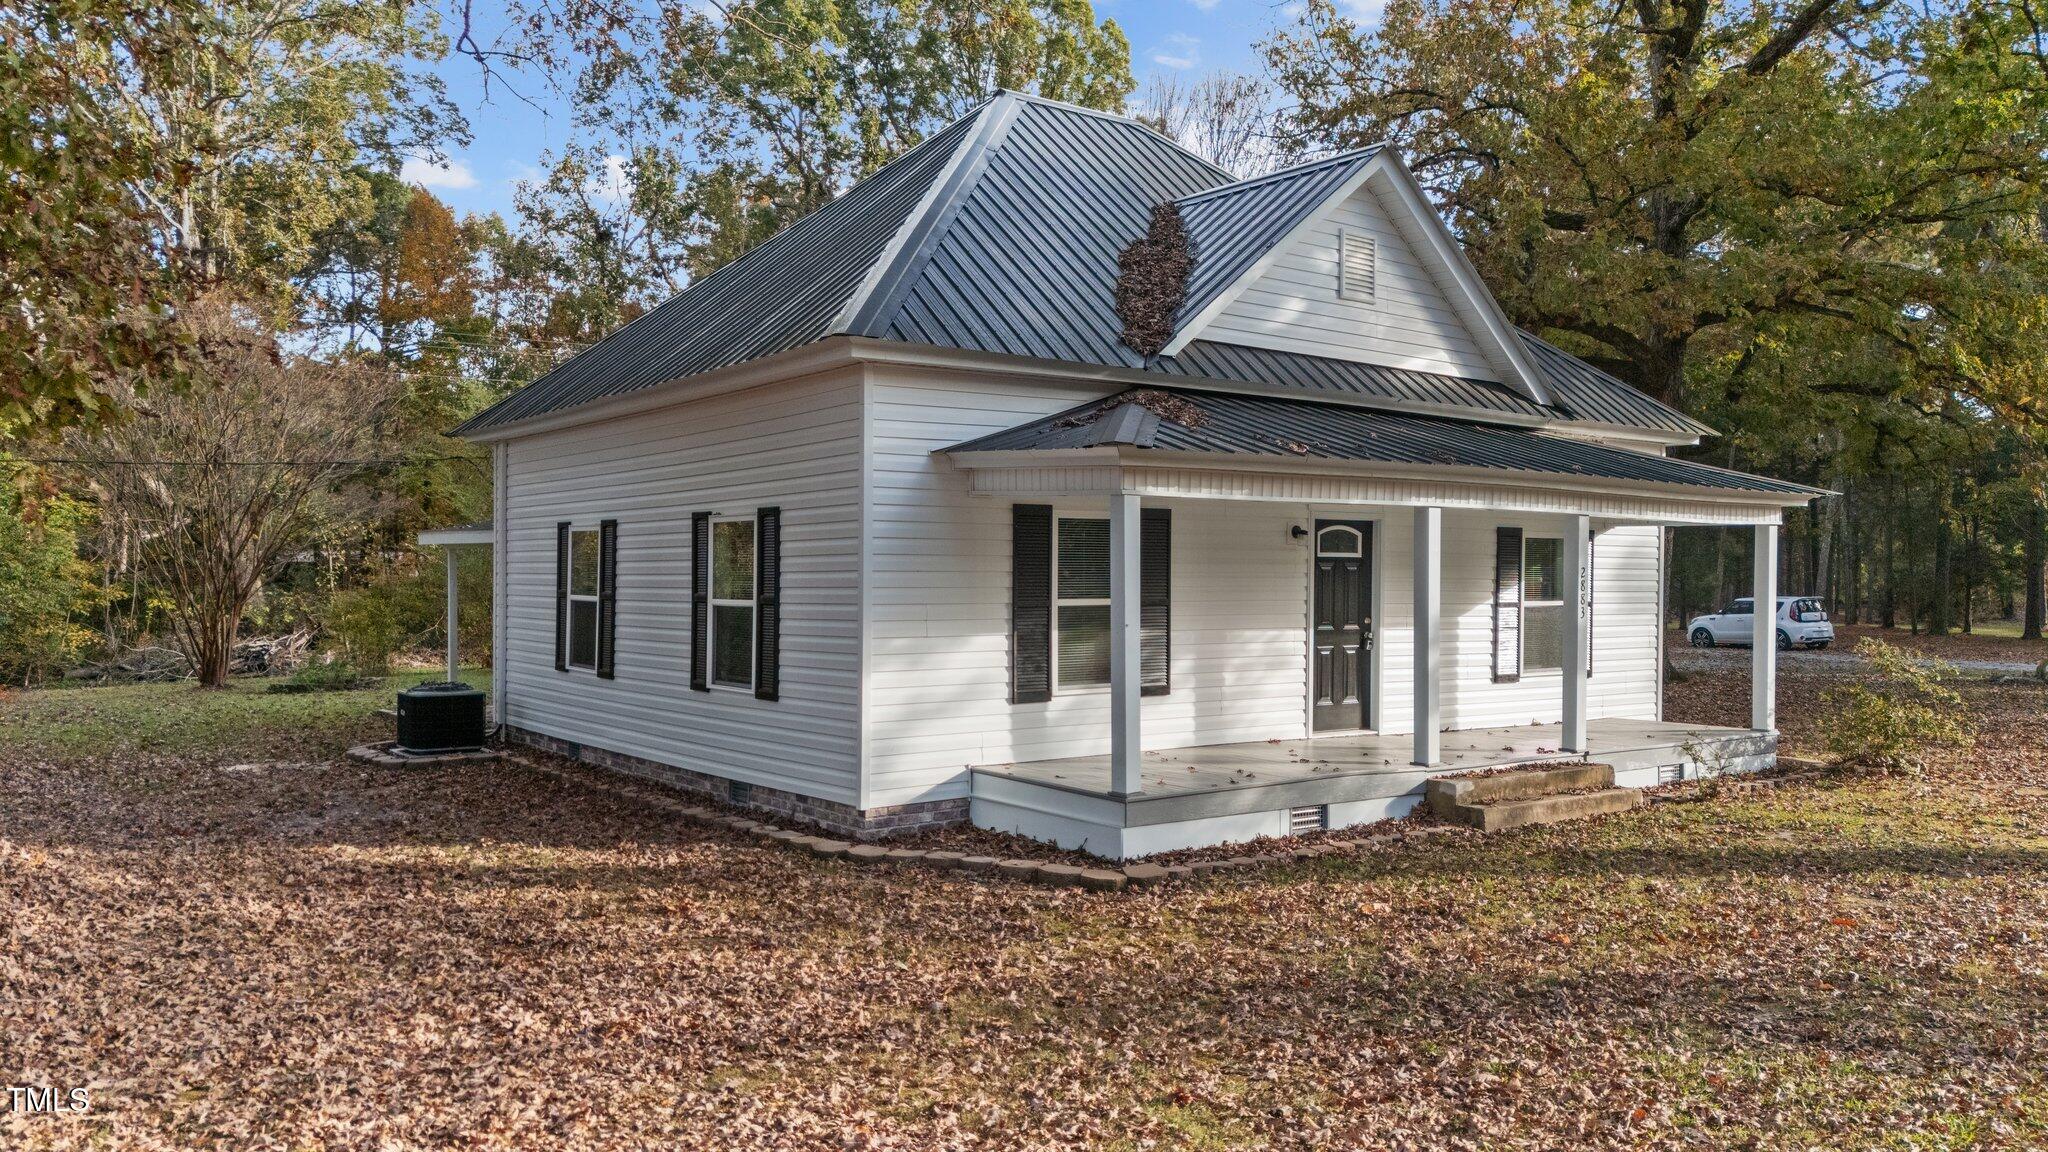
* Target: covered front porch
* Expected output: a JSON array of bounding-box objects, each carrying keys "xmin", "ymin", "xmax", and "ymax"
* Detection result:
[
  {"xmin": 942, "ymin": 387, "xmax": 1823, "ymax": 859},
  {"xmin": 972, "ymin": 718, "xmax": 1774, "ymax": 859}
]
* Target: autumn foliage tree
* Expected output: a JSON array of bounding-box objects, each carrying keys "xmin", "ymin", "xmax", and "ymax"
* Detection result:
[{"xmin": 67, "ymin": 304, "xmax": 401, "ymax": 686}]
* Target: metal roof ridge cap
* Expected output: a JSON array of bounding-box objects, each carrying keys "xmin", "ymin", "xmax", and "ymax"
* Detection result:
[
  {"xmin": 841, "ymin": 95, "xmax": 1026, "ymax": 337},
  {"xmin": 1172, "ymin": 146, "xmax": 1383, "ymax": 207},
  {"xmin": 996, "ymin": 89, "xmax": 1238, "ymax": 180}
]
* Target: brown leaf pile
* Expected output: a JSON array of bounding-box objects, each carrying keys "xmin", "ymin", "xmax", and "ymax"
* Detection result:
[
  {"xmin": 1113, "ymin": 201, "xmax": 1195, "ymax": 358},
  {"xmin": 4, "ymin": 659, "xmax": 2047, "ymax": 1150}
]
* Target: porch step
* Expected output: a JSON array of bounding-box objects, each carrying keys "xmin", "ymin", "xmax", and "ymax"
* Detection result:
[
  {"xmin": 1426, "ymin": 762, "xmax": 1640, "ymax": 832},
  {"xmin": 1426, "ymin": 761, "xmax": 1614, "ymax": 809},
  {"xmin": 1432, "ymin": 786, "xmax": 1642, "ymax": 832}
]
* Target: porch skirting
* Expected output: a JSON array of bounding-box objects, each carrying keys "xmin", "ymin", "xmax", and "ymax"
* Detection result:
[
  {"xmin": 501, "ymin": 726, "xmax": 969, "ymax": 838},
  {"xmin": 970, "ymin": 720, "xmax": 1776, "ymax": 860}
]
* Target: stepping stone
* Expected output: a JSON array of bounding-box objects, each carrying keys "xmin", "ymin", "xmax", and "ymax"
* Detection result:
[
  {"xmin": 959, "ymin": 855, "xmax": 1000, "ymax": 873},
  {"xmin": 995, "ymin": 858, "xmax": 1042, "ymax": 881},
  {"xmin": 1078, "ymin": 869, "xmax": 1127, "ymax": 892},
  {"xmin": 846, "ymin": 844, "xmax": 890, "ymax": 862},
  {"xmin": 807, "ymin": 839, "xmax": 852, "ymax": 857},
  {"xmin": 884, "ymin": 847, "xmax": 928, "ymax": 862},
  {"xmin": 925, "ymin": 851, "xmax": 967, "ymax": 870},
  {"xmin": 1038, "ymin": 863, "xmax": 1085, "ymax": 886},
  {"xmin": 1122, "ymin": 862, "xmax": 1171, "ymax": 887}
]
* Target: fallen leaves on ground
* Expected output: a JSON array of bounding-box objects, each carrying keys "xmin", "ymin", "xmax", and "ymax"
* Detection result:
[{"xmin": 3, "ymin": 661, "xmax": 2046, "ymax": 1150}]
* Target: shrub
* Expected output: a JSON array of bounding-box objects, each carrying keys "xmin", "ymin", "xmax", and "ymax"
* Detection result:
[
  {"xmin": 1822, "ymin": 639, "xmax": 1974, "ymax": 774},
  {"xmin": 323, "ymin": 586, "xmax": 402, "ymax": 676},
  {"xmin": 266, "ymin": 659, "xmax": 379, "ymax": 694}
]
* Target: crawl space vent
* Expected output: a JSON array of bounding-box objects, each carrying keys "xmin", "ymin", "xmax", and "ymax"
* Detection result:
[
  {"xmin": 1339, "ymin": 231, "xmax": 1377, "ymax": 302},
  {"xmin": 1657, "ymin": 763, "xmax": 1686, "ymax": 785},
  {"xmin": 729, "ymin": 780, "xmax": 754, "ymax": 805},
  {"xmin": 1289, "ymin": 805, "xmax": 1328, "ymax": 835}
]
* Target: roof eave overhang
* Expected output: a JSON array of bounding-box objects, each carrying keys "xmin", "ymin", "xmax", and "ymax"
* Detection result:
[
  {"xmin": 450, "ymin": 338, "xmax": 865, "ymax": 443},
  {"xmin": 943, "ymin": 445, "xmax": 1823, "ymax": 510}
]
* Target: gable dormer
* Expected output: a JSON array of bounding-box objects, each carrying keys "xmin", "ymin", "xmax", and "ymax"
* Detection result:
[{"xmin": 1163, "ymin": 150, "xmax": 1551, "ymax": 406}]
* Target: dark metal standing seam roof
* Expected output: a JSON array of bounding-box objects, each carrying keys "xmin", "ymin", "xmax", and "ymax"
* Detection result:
[
  {"xmin": 454, "ymin": 90, "xmax": 1716, "ymax": 443},
  {"xmin": 947, "ymin": 388, "xmax": 1824, "ymax": 498},
  {"xmin": 1169, "ymin": 149, "xmax": 1380, "ymax": 330},
  {"xmin": 451, "ymin": 105, "xmax": 989, "ymax": 436}
]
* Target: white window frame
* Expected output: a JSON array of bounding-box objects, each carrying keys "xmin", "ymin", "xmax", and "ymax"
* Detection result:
[
  {"xmin": 1316, "ymin": 524, "xmax": 1363, "ymax": 558},
  {"xmin": 708, "ymin": 514, "xmax": 757, "ymax": 692},
  {"xmin": 1052, "ymin": 513, "xmax": 1112, "ymax": 694},
  {"xmin": 566, "ymin": 525, "xmax": 601, "ymax": 671},
  {"xmin": 1521, "ymin": 535, "xmax": 1566, "ymax": 673}
]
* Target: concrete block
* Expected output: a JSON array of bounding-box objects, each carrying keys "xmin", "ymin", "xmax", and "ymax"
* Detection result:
[
  {"xmin": 1078, "ymin": 869, "xmax": 1127, "ymax": 892},
  {"xmin": 1122, "ymin": 862, "xmax": 1171, "ymax": 887},
  {"xmin": 1426, "ymin": 762, "xmax": 1615, "ymax": 815},
  {"xmin": 1441, "ymin": 787, "xmax": 1642, "ymax": 833}
]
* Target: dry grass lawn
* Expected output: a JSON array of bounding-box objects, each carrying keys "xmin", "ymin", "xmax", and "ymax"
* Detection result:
[{"xmin": 3, "ymin": 653, "xmax": 2046, "ymax": 1150}]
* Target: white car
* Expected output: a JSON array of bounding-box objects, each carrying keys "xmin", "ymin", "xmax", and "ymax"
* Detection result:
[{"xmin": 1687, "ymin": 596, "xmax": 1835, "ymax": 650}]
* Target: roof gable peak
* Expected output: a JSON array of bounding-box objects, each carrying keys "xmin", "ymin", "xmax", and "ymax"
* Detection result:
[{"xmin": 1159, "ymin": 148, "xmax": 1553, "ymax": 407}]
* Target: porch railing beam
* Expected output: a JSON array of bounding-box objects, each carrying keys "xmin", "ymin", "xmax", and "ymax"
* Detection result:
[
  {"xmin": 1412, "ymin": 506, "xmax": 1442, "ymax": 766},
  {"xmin": 1752, "ymin": 523, "xmax": 1778, "ymax": 732},
  {"xmin": 1109, "ymin": 491, "xmax": 1143, "ymax": 796},
  {"xmin": 1561, "ymin": 514, "xmax": 1590, "ymax": 753}
]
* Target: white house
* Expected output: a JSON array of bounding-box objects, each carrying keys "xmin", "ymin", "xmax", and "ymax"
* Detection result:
[{"xmin": 452, "ymin": 92, "xmax": 1820, "ymax": 858}]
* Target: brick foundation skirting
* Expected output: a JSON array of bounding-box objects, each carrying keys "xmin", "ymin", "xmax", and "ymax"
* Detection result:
[{"xmin": 500, "ymin": 726, "xmax": 968, "ymax": 839}]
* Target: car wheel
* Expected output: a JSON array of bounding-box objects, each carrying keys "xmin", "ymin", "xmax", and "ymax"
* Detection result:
[
  {"xmin": 1690, "ymin": 627, "xmax": 1715, "ymax": 648},
  {"xmin": 1777, "ymin": 630, "xmax": 1792, "ymax": 651}
]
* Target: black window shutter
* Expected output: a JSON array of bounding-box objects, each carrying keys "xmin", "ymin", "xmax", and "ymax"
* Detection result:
[
  {"xmin": 554, "ymin": 521, "xmax": 570, "ymax": 672},
  {"xmin": 755, "ymin": 506, "xmax": 781, "ymax": 701},
  {"xmin": 1140, "ymin": 507, "xmax": 1170, "ymax": 696},
  {"xmin": 596, "ymin": 519, "xmax": 618, "ymax": 679},
  {"xmin": 1010, "ymin": 504, "xmax": 1052, "ymax": 704},
  {"xmin": 689, "ymin": 512, "xmax": 710, "ymax": 692},
  {"xmin": 1584, "ymin": 529, "xmax": 1595, "ymax": 677},
  {"xmin": 1493, "ymin": 526, "xmax": 1523, "ymax": 683}
]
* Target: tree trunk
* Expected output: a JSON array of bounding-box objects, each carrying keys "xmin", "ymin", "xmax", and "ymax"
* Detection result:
[
  {"xmin": 1882, "ymin": 485, "xmax": 1897, "ymax": 628},
  {"xmin": 1930, "ymin": 489, "xmax": 1953, "ymax": 635},
  {"xmin": 2025, "ymin": 501, "xmax": 2046, "ymax": 641}
]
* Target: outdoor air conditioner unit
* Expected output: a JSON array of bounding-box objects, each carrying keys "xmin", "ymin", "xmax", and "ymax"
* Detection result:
[{"xmin": 395, "ymin": 681, "xmax": 487, "ymax": 753}]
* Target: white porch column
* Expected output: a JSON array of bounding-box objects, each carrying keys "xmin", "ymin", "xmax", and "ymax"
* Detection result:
[
  {"xmin": 444, "ymin": 545, "xmax": 460, "ymax": 683},
  {"xmin": 1109, "ymin": 491, "xmax": 1143, "ymax": 796},
  {"xmin": 1752, "ymin": 522, "xmax": 1778, "ymax": 732},
  {"xmin": 1412, "ymin": 506, "xmax": 1442, "ymax": 767},
  {"xmin": 1560, "ymin": 514, "xmax": 1591, "ymax": 753}
]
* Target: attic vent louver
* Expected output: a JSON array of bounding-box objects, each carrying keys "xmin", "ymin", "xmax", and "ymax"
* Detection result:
[
  {"xmin": 1339, "ymin": 231, "xmax": 1377, "ymax": 302},
  {"xmin": 1114, "ymin": 202, "xmax": 1195, "ymax": 358}
]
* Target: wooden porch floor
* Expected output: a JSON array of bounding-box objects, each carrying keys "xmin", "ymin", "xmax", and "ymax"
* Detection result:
[{"xmin": 974, "ymin": 718, "xmax": 1759, "ymax": 805}]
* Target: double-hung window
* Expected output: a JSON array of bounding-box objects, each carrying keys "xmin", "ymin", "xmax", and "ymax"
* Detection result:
[
  {"xmin": 709, "ymin": 516, "xmax": 757, "ymax": 689},
  {"xmin": 567, "ymin": 527, "xmax": 601, "ymax": 669},
  {"xmin": 1053, "ymin": 515, "xmax": 1112, "ymax": 690},
  {"xmin": 1520, "ymin": 535, "xmax": 1565, "ymax": 671}
]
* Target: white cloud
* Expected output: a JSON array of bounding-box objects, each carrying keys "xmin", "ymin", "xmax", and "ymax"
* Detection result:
[
  {"xmin": 399, "ymin": 156, "xmax": 478, "ymax": 191},
  {"xmin": 1151, "ymin": 33, "xmax": 1200, "ymax": 70},
  {"xmin": 586, "ymin": 154, "xmax": 633, "ymax": 202},
  {"xmin": 1186, "ymin": 0, "xmax": 1221, "ymax": 10},
  {"xmin": 1337, "ymin": 0, "xmax": 1388, "ymax": 25}
]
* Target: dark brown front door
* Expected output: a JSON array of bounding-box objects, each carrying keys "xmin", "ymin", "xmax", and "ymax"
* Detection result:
[{"xmin": 1312, "ymin": 520, "xmax": 1373, "ymax": 732}]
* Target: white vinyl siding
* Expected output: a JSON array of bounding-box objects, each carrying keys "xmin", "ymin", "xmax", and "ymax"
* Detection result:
[
  {"xmin": 858, "ymin": 369, "xmax": 1664, "ymax": 809},
  {"xmin": 500, "ymin": 368, "xmax": 862, "ymax": 805},
  {"xmin": 1204, "ymin": 179, "xmax": 1499, "ymax": 380},
  {"xmin": 861, "ymin": 368, "xmax": 1311, "ymax": 809}
]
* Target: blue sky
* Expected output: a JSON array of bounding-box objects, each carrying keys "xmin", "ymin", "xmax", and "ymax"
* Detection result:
[{"xmin": 402, "ymin": 0, "xmax": 1304, "ymax": 221}]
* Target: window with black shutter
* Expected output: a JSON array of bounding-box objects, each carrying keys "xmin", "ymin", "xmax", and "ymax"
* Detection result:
[
  {"xmin": 565, "ymin": 525, "xmax": 601, "ymax": 670},
  {"xmin": 596, "ymin": 519, "xmax": 618, "ymax": 678},
  {"xmin": 554, "ymin": 521, "xmax": 570, "ymax": 671},
  {"xmin": 1010, "ymin": 504, "xmax": 1169, "ymax": 701},
  {"xmin": 754, "ymin": 507, "xmax": 780, "ymax": 701},
  {"xmin": 689, "ymin": 512, "xmax": 710, "ymax": 691}
]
